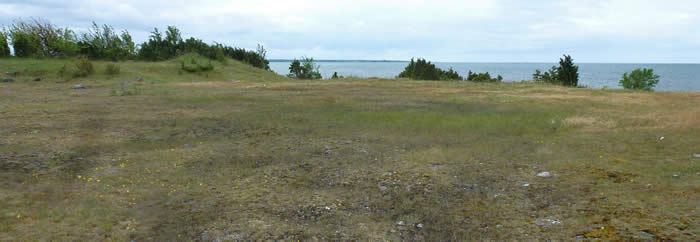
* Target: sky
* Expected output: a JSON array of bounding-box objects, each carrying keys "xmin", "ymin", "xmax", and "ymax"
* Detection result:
[{"xmin": 1, "ymin": 0, "xmax": 699, "ymax": 63}]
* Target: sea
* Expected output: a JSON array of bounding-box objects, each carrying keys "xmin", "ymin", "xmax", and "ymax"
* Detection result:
[{"xmin": 269, "ymin": 61, "xmax": 700, "ymax": 92}]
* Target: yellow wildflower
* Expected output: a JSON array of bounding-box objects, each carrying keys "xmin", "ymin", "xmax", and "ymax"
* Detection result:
[{"xmin": 120, "ymin": 163, "xmax": 125, "ymax": 168}]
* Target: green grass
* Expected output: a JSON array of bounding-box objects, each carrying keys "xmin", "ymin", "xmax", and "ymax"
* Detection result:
[{"xmin": 0, "ymin": 57, "xmax": 698, "ymax": 240}]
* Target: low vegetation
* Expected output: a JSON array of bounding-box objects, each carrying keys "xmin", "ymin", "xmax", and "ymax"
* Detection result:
[
  {"xmin": 104, "ymin": 63, "xmax": 120, "ymax": 75},
  {"xmin": 620, "ymin": 68, "xmax": 660, "ymax": 91},
  {"xmin": 0, "ymin": 18, "xmax": 269, "ymax": 70},
  {"xmin": 398, "ymin": 58, "xmax": 464, "ymax": 81},
  {"xmin": 467, "ymin": 71, "xmax": 502, "ymax": 82},
  {"xmin": 73, "ymin": 56, "xmax": 95, "ymax": 77},
  {"xmin": 533, "ymin": 55, "xmax": 580, "ymax": 87},
  {"xmin": 288, "ymin": 57, "xmax": 322, "ymax": 79},
  {"xmin": 0, "ymin": 57, "xmax": 697, "ymax": 240}
]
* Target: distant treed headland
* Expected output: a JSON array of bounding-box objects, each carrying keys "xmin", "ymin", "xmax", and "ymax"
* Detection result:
[{"xmin": 0, "ymin": 18, "xmax": 270, "ymax": 70}]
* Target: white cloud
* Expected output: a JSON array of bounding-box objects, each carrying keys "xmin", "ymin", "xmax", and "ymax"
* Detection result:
[{"xmin": 1, "ymin": 0, "xmax": 699, "ymax": 62}]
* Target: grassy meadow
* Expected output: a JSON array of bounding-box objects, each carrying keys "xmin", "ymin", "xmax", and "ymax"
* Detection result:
[{"xmin": 1, "ymin": 55, "xmax": 698, "ymax": 240}]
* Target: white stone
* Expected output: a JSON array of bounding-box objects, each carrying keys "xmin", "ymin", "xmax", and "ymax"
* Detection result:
[{"xmin": 536, "ymin": 172, "xmax": 552, "ymax": 178}]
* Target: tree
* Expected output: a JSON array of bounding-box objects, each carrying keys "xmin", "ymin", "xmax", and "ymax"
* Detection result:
[
  {"xmin": 398, "ymin": 58, "xmax": 463, "ymax": 81},
  {"xmin": 0, "ymin": 32, "xmax": 10, "ymax": 57},
  {"xmin": 620, "ymin": 68, "xmax": 660, "ymax": 91},
  {"xmin": 288, "ymin": 57, "xmax": 321, "ymax": 79},
  {"xmin": 557, "ymin": 55, "xmax": 579, "ymax": 86}
]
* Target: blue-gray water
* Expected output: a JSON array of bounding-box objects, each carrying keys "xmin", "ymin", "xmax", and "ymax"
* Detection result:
[{"xmin": 269, "ymin": 61, "xmax": 700, "ymax": 91}]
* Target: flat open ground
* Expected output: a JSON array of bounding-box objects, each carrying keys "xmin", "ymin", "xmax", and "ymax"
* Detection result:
[{"xmin": 1, "ymin": 57, "xmax": 698, "ymax": 240}]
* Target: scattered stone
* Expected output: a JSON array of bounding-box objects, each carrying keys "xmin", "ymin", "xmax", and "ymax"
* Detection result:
[
  {"xmin": 672, "ymin": 174, "xmax": 680, "ymax": 179},
  {"xmin": 522, "ymin": 183, "xmax": 530, "ymax": 187},
  {"xmin": 416, "ymin": 223, "xmax": 424, "ymax": 228},
  {"xmin": 659, "ymin": 136, "xmax": 665, "ymax": 141},
  {"xmin": 639, "ymin": 230, "xmax": 656, "ymax": 239},
  {"xmin": 72, "ymin": 83, "xmax": 86, "ymax": 89},
  {"xmin": 378, "ymin": 185, "xmax": 388, "ymax": 191},
  {"xmin": 531, "ymin": 218, "xmax": 561, "ymax": 226},
  {"xmin": 2, "ymin": 78, "xmax": 14, "ymax": 83},
  {"xmin": 136, "ymin": 76, "xmax": 143, "ymax": 82},
  {"xmin": 32, "ymin": 77, "xmax": 41, "ymax": 82},
  {"xmin": 397, "ymin": 221, "xmax": 405, "ymax": 225},
  {"xmin": 693, "ymin": 153, "xmax": 700, "ymax": 158},
  {"xmin": 536, "ymin": 171, "xmax": 552, "ymax": 178}
]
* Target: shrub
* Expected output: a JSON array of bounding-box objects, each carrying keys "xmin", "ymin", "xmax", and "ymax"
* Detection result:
[
  {"xmin": 105, "ymin": 63, "xmax": 120, "ymax": 75},
  {"xmin": 620, "ymin": 68, "xmax": 660, "ymax": 91},
  {"xmin": 79, "ymin": 22, "xmax": 136, "ymax": 60},
  {"xmin": 398, "ymin": 58, "xmax": 464, "ymax": 81},
  {"xmin": 73, "ymin": 56, "xmax": 95, "ymax": 77},
  {"xmin": 533, "ymin": 66, "xmax": 559, "ymax": 84},
  {"xmin": 8, "ymin": 18, "xmax": 79, "ymax": 57},
  {"xmin": 467, "ymin": 71, "xmax": 502, "ymax": 82},
  {"xmin": 0, "ymin": 32, "xmax": 10, "ymax": 57},
  {"xmin": 288, "ymin": 57, "xmax": 322, "ymax": 79},
  {"xmin": 557, "ymin": 55, "xmax": 579, "ymax": 86},
  {"xmin": 180, "ymin": 58, "xmax": 214, "ymax": 73}
]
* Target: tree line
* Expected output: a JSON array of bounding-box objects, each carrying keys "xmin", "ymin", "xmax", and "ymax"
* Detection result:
[{"xmin": 0, "ymin": 18, "xmax": 269, "ymax": 70}]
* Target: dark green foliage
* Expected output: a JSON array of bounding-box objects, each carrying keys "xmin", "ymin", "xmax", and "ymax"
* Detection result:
[
  {"xmin": 77, "ymin": 22, "xmax": 135, "ymax": 60},
  {"xmin": 288, "ymin": 57, "xmax": 321, "ymax": 79},
  {"xmin": 398, "ymin": 58, "xmax": 464, "ymax": 81},
  {"xmin": 8, "ymin": 18, "xmax": 79, "ymax": 57},
  {"xmin": 139, "ymin": 27, "xmax": 269, "ymax": 70},
  {"xmin": 467, "ymin": 71, "xmax": 502, "ymax": 82},
  {"xmin": 620, "ymin": 68, "xmax": 660, "ymax": 91},
  {"xmin": 557, "ymin": 55, "xmax": 579, "ymax": 86},
  {"xmin": 0, "ymin": 32, "xmax": 10, "ymax": 57},
  {"xmin": 8, "ymin": 22, "xmax": 41, "ymax": 57},
  {"xmin": 442, "ymin": 67, "xmax": 464, "ymax": 81},
  {"xmin": 180, "ymin": 58, "xmax": 214, "ymax": 73},
  {"xmin": 3, "ymin": 18, "xmax": 269, "ymax": 70},
  {"xmin": 331, "ymin": 72, "xmax": 339, "ymax": 79},
  {"xmin": 533, "ymin": 66, "xmax": 559, "ymax": 83},
  {"xmin": 532, "ymin": 55, "xmax": 578, "ymax": 86},
  {"xmin": 73, "ymin": 56, "xmax": 95, "ymax": 77},
  {"xmin": 105, "ymin": 63, "xmax": 120, "ymax": 75}
]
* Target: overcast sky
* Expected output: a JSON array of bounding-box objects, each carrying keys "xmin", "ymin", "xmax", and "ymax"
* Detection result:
[{"xmin": 1, "ymin": 0, "xmax": 699, "ymax": 63}]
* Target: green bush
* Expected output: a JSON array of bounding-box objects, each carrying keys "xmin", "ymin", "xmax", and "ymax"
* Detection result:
[
  {"xmin": 620, "ymin": 68, "xmax": 660, "ymax": 91},
  {"xmin": 105, "ymin": 63, "xmax": 120, "ymax": 75},
  {"xmin": 532, "ymin": 55, "xmax": 579, "ymax": 86},
  {"xmin": 467, "ymin": 71, "xmax": 502, "ymax": 82},
  {"xmin": 180, "ymin": 58, "xmax": 214, "ymax": 73},
  {"xmin": 532, "ymin": 66, "xmax": 559, "ymax": 84},
  {"xmin": 398, "ymin": 58, "xmax": 464, "ymax": 81},
  {"xmin": 73, "ymin": 56, "xmax": 95, "ymax": 77},
  {"xmin": 557, "ymin": 55, "xmax": 579, "ymax": 86},
  {"xmin": 288, "ymin": 57, "xmax": 322, "ymax": 79},
  {"xmin": 0, "ymin": 32, "xmax": 10, "ymax": 57}
]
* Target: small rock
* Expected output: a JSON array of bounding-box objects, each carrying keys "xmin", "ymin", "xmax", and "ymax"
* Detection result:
[
  {"xmin": 672, "ymin": 174, "xmax": 680, "ymax": 178},
  {"xmin": 659, "ymin": 136, "xmax": 664, "ymax": 141},
  {"xmin": 522, "ymin": 183, "xmax": 530, "ymax": 187},
  {"xmin": 416, "ymin": 223, "xmax": 424, "ymax": 228},
  {"xmin": 73, "ymin": 83, "xmax": 86, "ymax": 89},
  {"xmin": 536, "ymin": 172, "xmax": 552, "ymax": 178},
  {"xmin": 2, "ymin": 78, "xmax": 14, "ymax": 83},
  {"xmin": 136, "ymin": 76, "xmax": 143, "ymax": 82},
  {"xmin": 32, "ymin": 77, "xmax": 41, "ymax": 82},
  {"xmin": 378, "ymin": 185, "xmax": 388, "ymax": 191},
  {"xmin": 693, "ymin": 153, "xmax": 700, "ymax": 158},
  {"xmin": 397, "ymin": 221, "xmax": 405, "ymax": 225}
]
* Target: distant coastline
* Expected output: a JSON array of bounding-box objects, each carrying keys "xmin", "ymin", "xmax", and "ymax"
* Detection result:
[{"xmin": 269, "ymin": 59, "xmax": 407, "ymax": 63}]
